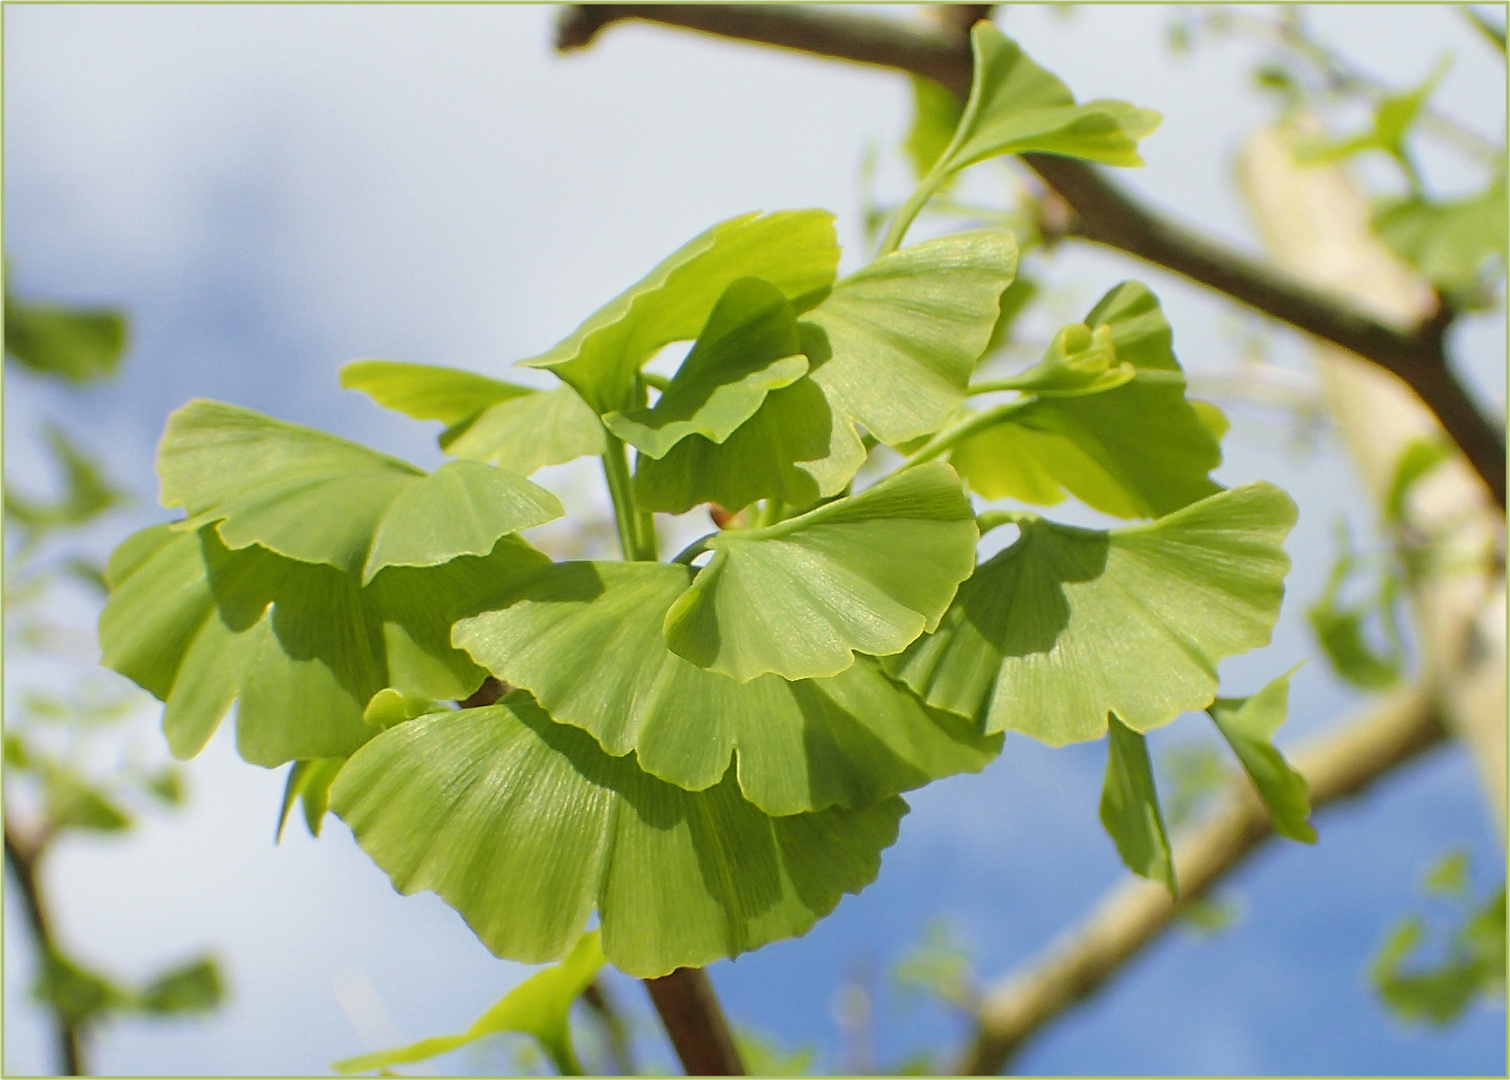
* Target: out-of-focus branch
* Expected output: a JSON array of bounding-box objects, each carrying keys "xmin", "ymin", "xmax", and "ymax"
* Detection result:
[
  {"xmin": 643, "ymin": 967, "xmax": 746, "ymax": 1075},
  {"xmin": 553, "ymin": 3, "xmax": 1505, "ymax": 507},
  {"xmin": 4, "ymin": 823, "xmax": 85, "ymax": 1076},
  {"xmin": 582, "ymin": 979, "xmax": 636, "ymax": 1076},
  {"xmin": 957, "ymin": 684, "xmax": 1448, "ymax": 1074}
]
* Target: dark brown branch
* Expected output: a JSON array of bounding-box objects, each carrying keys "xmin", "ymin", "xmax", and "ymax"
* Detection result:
[
  {"xmin": 553, "ymin": 3, "xmax": 1505, "ymax": 508},
  {"xmin": 957, "ymin": 683, "xmax": 1448, "ymax": 1074},
  {"xmin": 643, "ymin": 966, "xmax": 746, "ymax": 1075},
  {"xmin": 5, "ymin": 824, "xmax": 85, "ymax": 1076}
]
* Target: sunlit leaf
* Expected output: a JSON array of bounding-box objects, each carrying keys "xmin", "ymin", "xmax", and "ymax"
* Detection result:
[
  {"xmin": 453, "ymin": 560, "xmax": 999, "ymax": 815},
  {"xmin": 100, "ymin": 522, "xmax": 545, "ymax": 765},
  {"xmin": 893, "ymin": 918, "xmax": 976, "ymax": 1009},
  {"xmin": 340, "ymin": 360, "xmax": 534, "ymax": 424},
  {"xmin": 1373, "ymin": 888, "xmax": 1506, "ymax": 1025},
  {"xmin": 1208, "ymin": 669, "xmax": 1316, "ymax": 843},
  {"xmin": 158, "ymin": 400, "xmax": 562, "ymax": 582},
  {"xmin": 4, "ymin": 292, "xmax": 127, "ymax": 384},
  {"xmin": 335, "ymin": 932, "xmax": 605, "ymax": 1076},
  {"xmin": 1298, "ymin": 57, "xmax": 1447, "ymax": 172},
  {"xmin": 904, "ymin": 75, "xmax": 965, "ymax": 182},
  {"xmin": 1373, "ymin": 176, "xmax": 1508, "ymax": 308},
  {"xmin": 663, "ymin": 463, "xmax": 978, "ymax": 682},
  {"xmin": 951, "ymin": 281, "xmax": 1223, "ymax": 518},
  {"xmin": 276, "ymin": 758, "xmax": 346, "ymax": 841},
  {"xmin": 1307, "ymin": 532, "xmax": 1402, "ymax": 691},
  {"xmin": 605, "ymin": 278, "xmax": 808, "ymax": 458},
  {"xmin": 889, "ymin": 482, "xmax": 1295, "ymax": 743},
  {"xmin": 1100, "ymin": 714, "xmax": 1176, "ymax": 894},
  {"xmin": 4, "ymin": 424, "xmax": 124, "ymax": 543},
  {"xmin": 45, "ymin": 768, "xmax": 131, "ymax": 832},
  {"xmin": 137, "ymin": 957, "xmax": 223, "ymax": 1015},
  {"xmin": 985, "ymin": 322, "xmax": 1132, "ymax": 396},
  {"xmin": 521, "ymin": 211, "xmax": 839, "ymax": 413},
  {"xmin": 330, "ymin": 695, "xmax": 906, "ymax": 977}
]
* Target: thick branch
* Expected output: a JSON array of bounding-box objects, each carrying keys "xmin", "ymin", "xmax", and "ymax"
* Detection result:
[
  {"xmin": 5, "ymin": 824, "xmax": 85, "ymax": 1076},
  {"xmin": 958, "ymin": 683, "xmax": 1448, "ymax": 1075},
  {"xmin": 553, "ymin": 3, "xmax": 1505, "ymax": 507},
  {"xmin": 643, "ymin": 966, "xmax": 746, "ymax": 1075}
]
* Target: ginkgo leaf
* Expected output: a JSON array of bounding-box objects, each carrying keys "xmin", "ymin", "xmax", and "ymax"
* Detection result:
[
  {"xmin": 276, "ymin": 758, "xmax": 346, "ymax": 841},
  {"xmin": 805, "ymin": 231, "xmax": 1018, "ymax": 448},
  {"xmin": 663, "ymin": 463, "xmax": 978, "ymax": 682},
  {"xmin": 99, "ymin": 522, "xmax": 546, "ymax": 765},
  {"xmin": 453, "ymin": 560, "xmax": 1000, "ymax": 815},
  {"xmin": 158, "ymin": 400, "xmax": 563, "ymax": 582},
  {"xmin": 905, "ymin": 75, "xmax": 966, "ymax": 182},
  {"xmin": 951, "ymin": 281, "xmax": 1223, "ymax": 518},
  {"xmin": 4, "ymin": 291, "xmax": 127, "ymax": 384},
  {"xmin": 605, "ymin": 278, "xmax": 809, "ymax": 459},
  {"xmin": 521, "ymin": 211, "xmax": 839, "ymax": 414},
  {"xmin": 985, "ymin": 322, "xmax": 1133, "ymax": 396},
  {"xmin": 888, "ymin": 482, "xmax": 1296, "ymax": 744},
  {"xmin": 329, "ymin": 695, "xmax": 906, "ymax": 977},
  {"xmin": 340, "ymin": 360, "xmax": 534, "ymax": 425},
  {"xmin": 334, "ymin": 931, "xmax": 607, "ymax": 1076},
  {"xmin": 1208, "ymin": 670, "xmax": 1317, "ymax": 843},
  {"xmin": 1373, "ymin": 175, "xmax": 1508, "ymax": 308},
  {"xmin": 1100, "ymin": 714, "xmax": 1177, "ymax": 894},
  {"xmin": 443, "ymin": 386, "xmax": 608, "ymax": 476}
]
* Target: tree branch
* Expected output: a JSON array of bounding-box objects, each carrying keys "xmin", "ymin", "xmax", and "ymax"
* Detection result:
[
  {"xmin": 643, "ymin": 966, "xmax": 746, "ymax": 1075},
  {"xmin": 553, "ymin": 3, "xmax": 1505, "ymax": 507},
  {"xmin": 5, "ymin": 823, "xmax": 85, "ymax": 1076},
  {"xmin": 957, "ymin": 683, "xmax": 1448, "ymax": 1075}
]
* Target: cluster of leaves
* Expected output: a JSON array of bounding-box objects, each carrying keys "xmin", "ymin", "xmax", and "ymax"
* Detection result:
[
  {"xmin": 1372, "ymin": 850, "xmax": 1507, "ymax": 1025},
  {"xmin": 97, "ymin": 23, "xmax": 1315, "ymax": 1071}
]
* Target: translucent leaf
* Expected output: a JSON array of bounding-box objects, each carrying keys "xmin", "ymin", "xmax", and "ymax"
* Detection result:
[
  {"xmin": 340, "ymin": 360, "xmax": 534, "ymax": 424},
  {"xmin": 137, "ymin": 957, "xmax": 223, "ymax": 1015},
  {"xmin": 605, "ymin": 278, "xmax": 808, "ymax": 458},
  {"xmin": 453, "ymin": 560, "xmax": 999, "ymax": 815},
  {"xmin": 276, "ymin": 758, "xmax": 346, "ymax": 841},
  {"xmin": 158, "ymin": 400, "xmax": 563, "ymax": 582},
  {"xmin": 329, "ymin": 695, "xmax": 906, "ymax": 977},
  {"xmin": 45, "ymin": 768, "xmax": 131, "ymax": 832},
  {"xmin": 951, "ymin": 281, "xmax": 1223, "ymax": 518},
  {"xmin": 904, "ymin": 75, "xmax": 965, "ymax": 182},
  {"xmin": 335, "ymin": 932, "xmax": 605, "ymax": 1076},
  {"xmin": 521, "ymin": 211, "xmax": 840, "ymax": 414},
  {"xmin": 33, "ymin": 948, "xmax": 128, "ymax": 1024},
  {"xmin": 1208, "ymin": 670, "xmax": 1317, "ymax": 843},
  {"xmin": 100, "ymin": 522, "xmax": 545, "ymax": 766},
  {"xmin": 889, "ymin": 482, "xmax": 1296, "ymax": 743},
  {"xmin": 444, "ymin": 386, "xmax": 608, "ymax": 477},
  {"xmin": 1373, "ymin": 176, "xmax": 1508, "ymax": 308},
  {"xmin": 4, "ymin": 292, "xmax": 127, "ymax": 384},
  {"xmin": 1372, "ymin": 888, "xmax": 1507, "ymax": 1025},
  {"xmin": 663, "ymin": 463, "xmax": 978, "ymax": 682},
  {"xmin": 986, "ymin": 323, "xmax": 1133, "ymax": 396},
  {"xmin": 1100, "ymin": 714, "xmax": 1176, "ymax": 894}
]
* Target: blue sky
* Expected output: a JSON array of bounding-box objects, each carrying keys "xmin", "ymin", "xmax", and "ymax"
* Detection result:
[{"xmin": 4, "ymin": 4, "xmax": 1505, "ymax": 1075}]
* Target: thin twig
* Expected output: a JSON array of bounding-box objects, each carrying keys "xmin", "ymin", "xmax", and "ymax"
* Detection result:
[
  {"xmin": 957, "ymin": 682, "xmax": 1448, "ymax": 1074},
  {"xmin": 643, "ymin": 967, "xmax": 746, "ymax": 1075},
  {"xmin": 4, "ymin": 823, "xmax": 85, "ymax": 1076},
  {"xmin": 553, "ymin": 3, "xmax": 1505, "ymax": 508},
  {"xmin": 582, "ymin": 978, "xmax": 637, "ymax": 1075}
]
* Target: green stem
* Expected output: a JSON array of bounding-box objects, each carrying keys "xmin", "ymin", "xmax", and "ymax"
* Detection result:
[
  {"xmin": 602, "ymin": 433, "xmax": 656, "ymax": 561},
  {"xmin": 672, "ymin": 534, "xmax": 715, "ymax": 565},
  {"xmin": 896, "ymin": 399, "xmax": 1030, "ymax": 472},
  {"xmin": 967, "ymin": 379, "xmax": 1031, "ymax": 395},
  {"xmin": 879, "ymin": 171, "xmax": 947, "ymax": 255},
  {"xmin": 976, "ymin": 509, "xmax": 1035, "ymax": 535}
]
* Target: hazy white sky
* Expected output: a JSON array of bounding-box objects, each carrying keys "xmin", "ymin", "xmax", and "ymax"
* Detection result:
[{"xmin": 4, "ymin": 5, "xmax": 1504, "ymax": 1074}]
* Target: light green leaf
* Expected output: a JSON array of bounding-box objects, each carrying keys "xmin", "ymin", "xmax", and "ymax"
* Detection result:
[
  {"xmin": 4, "ymin": 424, "xmax": 124, "ymax": 543},
  {"xmin": 1373, "ymin": 176, "xmax": 1508, "ymax": 308},
  {"xmin": 734, "ymin": 1027, "xmax": 818, "ymax": 1077},
  {"xmin": 1208, "ymin": 670, "xmax": 1316, "ymax": 843},
  {"xmin": 1385, "ymin": 437, "xmax": 1452, "ymax": 523},
  {"xmin": 33, "ymin": 949, "xmax": 129, "ymax": 1024},
  {"xmin": 329, "ymin": 695, "xmax": 906, "ymax": 977},
  {"xmin": 905, "ymin": 75, "xmax": 965, "ymax": 182},
  {"xmin": 4, "ymin": 292, "xmax": 127, "ymax": 384},
  {"xmin": 605, "ymin": 278, "xmax": 809, "ymax": 458},
  {"xmin": 951, "ymin": 281, "xmax": 1223, "ymax": 518},
  {"xmin": 889, "ymin": 482, "xmax": 1296, "ymax": 743},
  {"xmin": 984, "ymin": 322, "xmax": 1133, "ymax": 396},
  {"xmin": 1424, "ymin": 849, "xmax": 1471, "ymax": 897},
  {"xmin": 805, "ymin": 231, "xmax": 1018, "ymax": 448},
  {"xmin": 663, "ymin": 463, "xmax": 978, "ymax": 682},
  {"xmin": 45, "ymin": 768, "xmax": 131, "ymax": 832},
  {"xmin": 100, "ymin": 522, "xmax": 545, "ymax": 765},
  {"xmin": 1100, "ymin": 713, "xmax": 1176, "ymax": 894},
  {"xmin": 158, "ymin": 400, "xmax": 562, "ymax": 582},
  {"xmin": 443, "ymin": 386, "xmax": 608, "ymax": 476},
  {"xmin": 1298, "ymin": 57, "xmax": 1448, "ymax": 172},
  {"xmin": 137, "ymin": 957, "xmax": 223, "ymax": 1016},
  {"xmin": 453, "ymin": 560, "xmax": 999, "ymax": 815},
  {"xmin": 335, "ymin": 932, "xmax": 606, "ymax": 1076},
  {"xmin": 521, "ymin": 210, "xmax": 839, "ymax": 413},
  {"xmin": 361, "ymin": 687, "xmax": 445, "ymax": 730},
  {"xmin": 340, "ymin": 360, "xmax": 534, "ymax": 425},
  {"xmin": 1373, "ymin": 887, "xmax": 1506, "ymax": 1025}
]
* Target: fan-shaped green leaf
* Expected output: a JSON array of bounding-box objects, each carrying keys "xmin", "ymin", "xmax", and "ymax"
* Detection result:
[
  {"xmin": 335, "ymin": 931, "xmax": 606, "ymax": 1076},
  {"xmin": 99, "ymin": 522, "xmax": 546, "ymax": 765},
  {"xmin": 329, "ymin": 695, "xmax": 905, "ymax": 977},
  {"xmin": 905, "ymin": 76, "xmax": 966, "ymax": 182},
  {"xmin": 1373, "ymin": 175, "xmax": 1507, "ymax": 308},
  {"xmin": 4, "ymin": 292, "xmax": 127, "ymax": 384},
  {"xmin": 605, "ymin": 278, "xmax": 809, "ymax": 458},
  {"xmin": 340, "ymin": 360, "xmax": 533, "ymax": 424},
  {"xmin": 888, "ymin": 482, "xmax": 1296, "ymax": 744},
  {"xmin": 951, "ymin": 281, "xmax": 1223, "ymax": 518},
  {"xmin": 158, "ymin": 400, "xmax": 562, "ymax": 582},
  {"xmin": 276, "ymin": 758, "xmax": 347, "ymax": 841},
  {"xmin": 663, "ymin": 463, "xmax": 978, "ymax": 682},
  {"xmin": 1100, "ymin": 714, "xmax": 1176, "ymax": 894},
  {"xmin": 521, "ymin": 211, "xmax": 839, "ymax": 413},
  {"xmin": 453, "ymin": 561, "xmax": 999, "ymax": 815},
  {"xmin": 444, "ymin": 386, "xmax": 608, "ymax": 476},
  {"xmin": 984, "ymin": 322, "xmax": 1133, "ymax": 396},
  {"xmin": 1208, "ymin": 670, "xmax": 1316, "ymax": 843}
]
